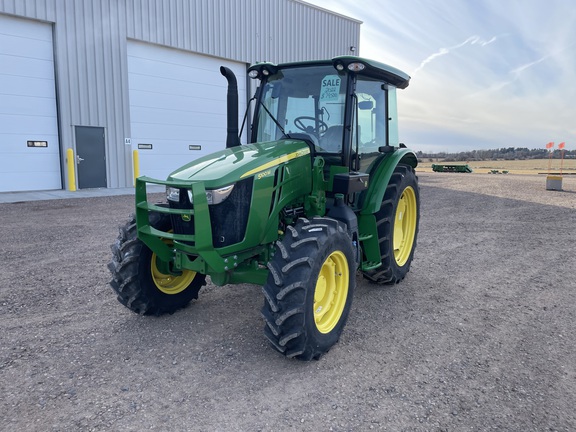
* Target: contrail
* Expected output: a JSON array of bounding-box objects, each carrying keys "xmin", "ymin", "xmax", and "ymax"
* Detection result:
[
  {"xmin": 413, "ymin": 35, "xmax": 500, "ymax": 74},
  {"xmin": 511, "ymin": 42, "xmax": 576, "ymax": 76}
]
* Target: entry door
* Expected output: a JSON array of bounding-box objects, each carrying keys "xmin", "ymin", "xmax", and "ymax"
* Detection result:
[{"xmin": 75, "ymin": 126, "xmax": 107, "ymax": 189}]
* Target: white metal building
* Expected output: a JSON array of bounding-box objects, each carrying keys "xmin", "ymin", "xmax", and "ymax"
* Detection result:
[{"xmin": 0, "ymin": 0, "xmax": 360, "ymax": 192}]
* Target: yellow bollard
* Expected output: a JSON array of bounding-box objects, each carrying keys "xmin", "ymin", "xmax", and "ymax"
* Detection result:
[
  {"xmin": 66, "ymin": 148, "xmax": 77, "ymax": 191},
  {"xmin": 133, "ymin": 150, "xmax": 140, "ymax": 186}
]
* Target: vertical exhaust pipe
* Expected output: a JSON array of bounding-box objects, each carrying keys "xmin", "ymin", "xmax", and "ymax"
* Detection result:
[{"xmin": 220, "ymin": 66, "xmax": 241, "ymax": 148}]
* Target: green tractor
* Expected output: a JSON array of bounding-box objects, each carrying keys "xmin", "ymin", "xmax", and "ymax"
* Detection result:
[{"xmin": 109, "ymin": 56, "xmax": 420, "ymax": 360}]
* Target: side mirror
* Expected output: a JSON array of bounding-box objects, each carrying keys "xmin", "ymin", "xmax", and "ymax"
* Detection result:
[{"xmin": 358, "ymin": 101, "xmax": 374, "ymax": 110}]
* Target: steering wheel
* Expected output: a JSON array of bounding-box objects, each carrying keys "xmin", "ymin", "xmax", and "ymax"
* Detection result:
[{"xmin": 294, "ymin": 116, "xmax": 328, "ymax": 135}]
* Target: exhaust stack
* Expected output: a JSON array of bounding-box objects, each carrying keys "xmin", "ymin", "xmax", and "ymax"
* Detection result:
[{"xmin": 220, "ymin": 66, "xmax": 241, "ymax": 148}]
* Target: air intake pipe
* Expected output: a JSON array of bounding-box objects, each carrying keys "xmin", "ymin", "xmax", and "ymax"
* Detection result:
[{"xmin": 220, "ymin": 66, "xmax": 241, "ymax": 148}]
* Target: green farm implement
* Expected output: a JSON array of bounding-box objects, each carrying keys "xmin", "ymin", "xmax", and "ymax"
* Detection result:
[{"xmin": 431, "ymin": 164, "xmax": 473, "ymax": 173}]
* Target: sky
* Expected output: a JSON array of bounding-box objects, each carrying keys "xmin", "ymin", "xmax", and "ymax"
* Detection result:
[{"xmin": 304, "ymin": 0, "xmax": 576, "ymax": 153}]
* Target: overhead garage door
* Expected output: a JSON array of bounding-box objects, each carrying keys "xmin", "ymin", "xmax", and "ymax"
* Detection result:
[
  {"xmin": 0, "ymin": 14, "xmax": 60, "ymax": 192},
  {"xmin": 127, "ymin": 41, "xmax": 248, "ymax": 180}
]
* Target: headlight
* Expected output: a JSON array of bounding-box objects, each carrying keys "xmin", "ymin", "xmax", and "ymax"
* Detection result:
[
  {"xmin": 166, "ymin": 186, "xmax": 180, "ymax": 202},
  {"xmin": 167, "ymin": 185, "xmax": 234, "ymax": 205},
  {"xmin": 347, "ymin": 62, "xmax": 366, "ymax": 72},
  {"xmin": 204, "ymin": 184, "xmax": 234, "ymax": 205}
]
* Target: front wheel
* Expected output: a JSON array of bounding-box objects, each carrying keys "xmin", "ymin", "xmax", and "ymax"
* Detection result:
[
  {"xmin": 262, "ymin": 217, "xmax": 356, "ymax": 360},
  {"xmin": 108, "ymin": 212, "xmax": 206, "ymax": 315},
  {"xmin": 363, "ymin": 164, "xmax": 420, "ymax": 284}
]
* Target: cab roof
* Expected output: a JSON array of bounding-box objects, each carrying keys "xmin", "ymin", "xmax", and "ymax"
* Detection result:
[{"xmin": 248, "ymin": 56, "xmax": 410, "ymax": 89}]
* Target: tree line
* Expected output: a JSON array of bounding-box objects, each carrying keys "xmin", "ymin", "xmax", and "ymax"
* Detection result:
[{"xmin": 417, "ymin": 147, "xmax": 576, "ymax": 162}]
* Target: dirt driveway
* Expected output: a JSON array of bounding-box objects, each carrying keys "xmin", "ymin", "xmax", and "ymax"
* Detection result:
[{"xmin": 1, "ymin": 173, "xmax": 575, "ymax": 431}]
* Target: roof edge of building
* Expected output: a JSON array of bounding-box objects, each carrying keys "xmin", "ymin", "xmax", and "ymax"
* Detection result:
[{"xmin": 291, "ymin": 0, "xmax": 363, "ymax": 24}]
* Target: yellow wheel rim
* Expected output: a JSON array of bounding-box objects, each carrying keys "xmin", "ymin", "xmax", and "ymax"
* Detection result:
[
  {"xmin": 393, "ymin": 186, "xmax": 417, "ymax": 266},
  {"xmin": 314, "ymin": 251, "xmax": 349, "ymax": 334},
  {"xmin": 150, "ymin": 235, "xmax": 196, "ymax": 294}
]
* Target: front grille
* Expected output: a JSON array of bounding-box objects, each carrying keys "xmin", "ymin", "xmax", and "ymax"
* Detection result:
[
  {"xmin": 168, "ymin": 190, "xmax": 195, "ymax": 244},
  {"xmin": 209, "ymin": 177, "xmax": 253, "ymax": 247},
  {"xmin": 167, "ymin": 177, "xmax": 254, "ymax": 248}
]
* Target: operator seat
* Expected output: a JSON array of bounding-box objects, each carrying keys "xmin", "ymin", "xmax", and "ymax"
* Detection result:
[{"xmin": 319, "ymin": 125, "xmax": 343, "ymax": 153}]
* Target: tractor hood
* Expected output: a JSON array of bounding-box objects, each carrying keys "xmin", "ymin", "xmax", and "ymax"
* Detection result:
[{"xmin": 167, "ymin": 139, "xmax": 312, "ymax": 188}]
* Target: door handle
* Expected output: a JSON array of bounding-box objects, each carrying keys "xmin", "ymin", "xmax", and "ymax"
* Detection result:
[{"xmin": 76, "ymin": 155, "xmax": 84, "ymax": 164}]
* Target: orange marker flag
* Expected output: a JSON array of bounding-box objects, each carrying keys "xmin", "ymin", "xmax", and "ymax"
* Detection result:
[
  {"xmin": 559, "ymin": 142, "xmax": 566, "ymax": 175},
  {"xmin": 546, "ymin": 142, "xmax": 554, "ymax": 174}
]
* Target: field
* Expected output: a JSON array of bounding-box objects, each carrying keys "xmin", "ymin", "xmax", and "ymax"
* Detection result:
[{"xmin": 418, "ymin": 158, "xmax": 576, "ymax": 175}]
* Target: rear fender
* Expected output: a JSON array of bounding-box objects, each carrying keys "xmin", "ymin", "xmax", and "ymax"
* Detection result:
[{"xmin": 360, "ymin": 148, "xmax": 417, "ymax": 215}]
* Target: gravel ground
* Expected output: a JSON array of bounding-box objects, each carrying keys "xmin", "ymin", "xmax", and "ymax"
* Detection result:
[{"xmin": 1, "ymin": 172, "xmax": 575, "ymax": 431}]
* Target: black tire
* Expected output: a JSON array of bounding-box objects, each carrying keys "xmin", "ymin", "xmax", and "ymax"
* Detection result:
[
  {"xmin": 363, "ymin": 164, "xmax": 419, "ymax": 284},
  {"xmin": 262, "ymin": 217, "xmax": 356, "ymax": 360},
  {"xmin": 108, "ymin": 212, "xmax": 206, "ymax": 315}
]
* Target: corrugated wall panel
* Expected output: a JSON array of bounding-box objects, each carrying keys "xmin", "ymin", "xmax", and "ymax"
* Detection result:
[
  {"xmin": 123, "ymin": 0, "xmax": 360, "ymax": 64},
  {"xmin": 57, "ymin": 0, "xmax": 132, "ymax": 187},
  {"xmin": 0, "ymin": 0, "xmax": 56, "ymax": 21},
  {"xmin": 0, "ymin": 0, "xmax": 360, "ymax": 188},
  {"xmin": 51, "ymin": 0, "xmax": 131, "ymax": 187}
]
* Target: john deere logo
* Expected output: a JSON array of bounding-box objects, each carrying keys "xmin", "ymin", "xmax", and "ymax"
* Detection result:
[{"xmin": 181, "ymin": 214, "xmax": 191, "ymax": 222}]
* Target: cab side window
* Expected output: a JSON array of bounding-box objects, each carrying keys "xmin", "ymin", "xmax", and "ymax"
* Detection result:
[{"xmin": 353, "ymin": 79, "xmax": 387, "ymax": 171}]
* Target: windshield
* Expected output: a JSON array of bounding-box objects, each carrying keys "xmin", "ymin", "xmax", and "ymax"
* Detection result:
[{"xmin": 254, "ymin": 65, "xmax": 347, "ymax": 153}]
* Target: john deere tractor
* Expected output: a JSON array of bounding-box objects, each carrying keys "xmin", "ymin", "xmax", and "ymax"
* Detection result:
[{"xmin": 109, "ymin": 56, "xmax": 419, "ymax": 360}]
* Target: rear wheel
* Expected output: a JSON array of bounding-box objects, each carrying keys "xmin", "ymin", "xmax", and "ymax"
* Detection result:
[
  {"xmin": 108, "ymin": 212, "xmax": 206, "ymax": 315},
  {"xmin": 262, "ymin": 217, "xmax": 356, "ymax": 360},
  {"xmin": 363, "ymin": 164, "xmax": 419, "ymax": 284}
]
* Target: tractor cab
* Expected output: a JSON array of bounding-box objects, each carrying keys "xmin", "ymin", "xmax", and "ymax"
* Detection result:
[{"xmin": 247, "ymin": 57, "xmax": 410, "ymax": 176}]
